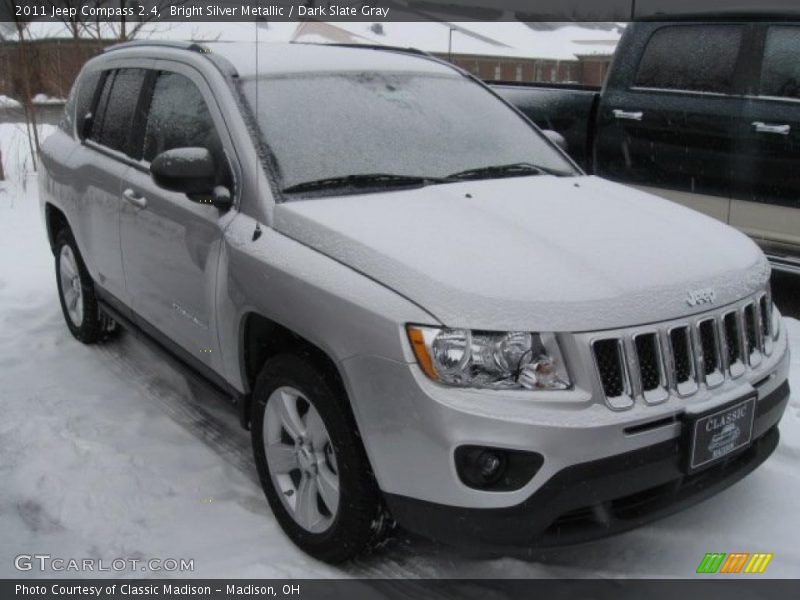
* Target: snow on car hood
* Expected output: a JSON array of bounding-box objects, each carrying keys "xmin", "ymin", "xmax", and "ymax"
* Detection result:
[{"xmin": 273, "ymin": 175, "xmax": 769, "ymax": 332}]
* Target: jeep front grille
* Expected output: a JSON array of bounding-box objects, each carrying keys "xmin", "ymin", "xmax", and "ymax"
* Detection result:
[
  {"xmin": 590, "ymin": 292, "xmax": 774, "ymax": 410},
  {"xmin": 634, "ymin": 333, "xmax": 662, "ymax": 391},
  {"xmin": 593, "ymin": 338, "xmax": 628, "ymax": 402}
]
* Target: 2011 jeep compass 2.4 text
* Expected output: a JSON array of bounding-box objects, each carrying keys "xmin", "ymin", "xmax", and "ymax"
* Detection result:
[{"xmin": 38, "ymin": 41, "xmax": 790, "ymax": 562}]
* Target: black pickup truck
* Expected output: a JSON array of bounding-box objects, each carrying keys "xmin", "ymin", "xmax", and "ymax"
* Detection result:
[{"xmin": 492, "ymin": 20, "xmax": 800, "ymax": 275}]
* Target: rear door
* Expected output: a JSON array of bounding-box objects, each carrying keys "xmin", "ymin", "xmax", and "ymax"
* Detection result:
[
  {"xmin": 731, "ymin": 23, "xmax": 800, "ymax": 263},
  {"xmin": 77, "ymin": 66, "xmax": 149, "ymax": 305},
  {"xmin": 119, "ymin": 64, "xmax": 236, "ymax": 374},
  {"xmin": 596, "ymin": 23, "xmax": 750, "ymax": 222}
]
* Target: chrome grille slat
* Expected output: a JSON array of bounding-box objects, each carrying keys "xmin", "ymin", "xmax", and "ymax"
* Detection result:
[
  {"xmin": 697, "ymin": 318, "xmax": 724, "ymax": 388},
  {"xmin": 591, "ymin": 291, "xmax": 775, "ymax": 410},
  {"xmin": 759, "ymin": 293, "xmax": 774, "ymax": 356},
  {"xmin": 632, "ymin": 332, "xmax": 669, "ymax": 404},
  {"xmin": 668, "ymin": 325, "xmax": 698, "ymax": 397},
  {"xmin": 722, "ymin": 310, "xmax": 745, "ymax": 378},
  {"xmin": 743, "ymin": 302, "xmax": 762, "ymax": 367},
  {"xmin": 592, "ymin": 338, "xmax": 633, "ymax": 410}
]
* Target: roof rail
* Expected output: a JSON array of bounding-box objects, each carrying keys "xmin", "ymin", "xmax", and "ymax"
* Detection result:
[{"xmin": 104, "ymin": 40, "xmax": 212, "ymax": 54}]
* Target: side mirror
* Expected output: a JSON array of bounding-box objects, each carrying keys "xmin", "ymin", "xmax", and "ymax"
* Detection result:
[
  {"xmin": 150, "ymin": 147, "xmax": 232, "ymax": 210},
  {"xmin": 542, "ymin": 129, "xmax": 568, "ymax": 153}
]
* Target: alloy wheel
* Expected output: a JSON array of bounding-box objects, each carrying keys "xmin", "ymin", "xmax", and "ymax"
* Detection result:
[{"xmin": 263, "ymin": 386, "xmax": 340, "ymax": 533}]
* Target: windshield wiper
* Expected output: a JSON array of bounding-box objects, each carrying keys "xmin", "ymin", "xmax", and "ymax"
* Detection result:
[
  {"xmin": 282, "ymin": 173, "xmax": 452, "ymax": 195},
  {"xmin": 446, "ymin": 162, "xmax": 565, "ymax": 181}
]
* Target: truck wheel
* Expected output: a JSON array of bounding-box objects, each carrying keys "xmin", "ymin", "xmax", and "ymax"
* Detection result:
[
  {"xmin": 251, "ymin": 354, "xmax": 385, "ymax": 563},
  {"xmin": 54, "ymin": 229, "xmax": 117, "ymax": 344}
]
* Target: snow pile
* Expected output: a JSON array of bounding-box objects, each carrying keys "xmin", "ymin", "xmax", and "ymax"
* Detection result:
[
  {"xmin": 0, "ymin": 123, "xmax": 798, "ymax": 578},
  {"xmin": 31, "ymin": 94, "xmax": 66, "ymax": 105},
  {"xmin": 0, "ymin": 94, "xmax": 21, "ymax": 108}
]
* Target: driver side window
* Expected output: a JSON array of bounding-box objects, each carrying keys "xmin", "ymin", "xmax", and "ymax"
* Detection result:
[
  {"xmin": 759, "ymin": 26, "xmax": 800, "ymax": 99},
  {"xmin": 143, "ymin": 72, "xmax": 232, "ymax": 188}
]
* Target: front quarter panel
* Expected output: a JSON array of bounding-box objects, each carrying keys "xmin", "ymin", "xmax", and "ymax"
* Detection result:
[{"xmin": 217, "ymin": 212, "xmax": 439, "ymax": 393}]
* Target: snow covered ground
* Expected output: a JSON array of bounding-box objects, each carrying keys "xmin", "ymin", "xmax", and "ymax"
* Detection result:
[{"xmin": 1, "ymin": 123, "xmax": 799, "ymax": 579}]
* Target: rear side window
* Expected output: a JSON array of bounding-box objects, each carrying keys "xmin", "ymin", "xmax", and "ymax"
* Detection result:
[
  {"xmin": 759, "ymin": 26, "xmax": 800, "ymax": 99},
  {"xmin": 89, "ymin": 68, "xmax": 147, "ymax": 156},
  {"xmin": 634, "ymin": 25, "xmax": 744, "ymax": 94}
]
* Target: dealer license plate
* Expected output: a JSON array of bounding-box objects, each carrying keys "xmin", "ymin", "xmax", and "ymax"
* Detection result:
[{"xmin": 686, "ymin": 395, "xmax": 756, "ymax": 473}]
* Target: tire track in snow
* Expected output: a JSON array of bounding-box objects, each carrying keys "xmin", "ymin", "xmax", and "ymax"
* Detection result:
[
  {"xmin": 91, "ymin": 334, "xmax": 446, "ymax": 581},
  {"xmin": 95, "ymin": 340, "xmax": 256, "ymax": 479}
]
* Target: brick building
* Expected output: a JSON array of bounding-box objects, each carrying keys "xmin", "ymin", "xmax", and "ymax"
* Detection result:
[
  {"xmin": 293, "ymin": 21, "xmax": 620, "ymax": 87},
  {"xmin": 431, "ymin": 52, "xmax": 611, "ymax": 86},
  {"xmin": 0, "ymin": 38, "xmax": 113, "ymax": 100},
  {"xmin": 0, "ymin": 22, "xmax": 620, "ymax": 100}
]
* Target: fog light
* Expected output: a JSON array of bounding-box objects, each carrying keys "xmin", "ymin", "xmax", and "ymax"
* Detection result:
[
  {"xmin": 455, "ymin": 445, "xmax": 544, "ymax": 491},
  {"xmin": 458, "ymin": 448, "xmax": 507, "ymax": 487}
]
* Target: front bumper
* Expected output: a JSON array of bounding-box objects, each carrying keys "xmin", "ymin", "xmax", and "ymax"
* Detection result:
[
  {"xmin": 341, "ymin": 319, "xmax": 790, "ymax": 509},
  {"xmin": 339, "ymin": 311, "xmax": 790, "ymax": 548},
  {"xmin": 384, "ymin": 381, "xmax": 787, "ymax": 549}
]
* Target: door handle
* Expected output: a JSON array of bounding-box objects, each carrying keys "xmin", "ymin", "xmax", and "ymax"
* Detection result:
[
  {"xmin": 613, "ymin": 109, "xmax": 644, "ymax": 121},
  {"xmin": 752, "ymin": 121, "xmax": 790, "ymax": 135},
  {"xmin": 122, "ymin": 188, "xmax": 147, "ymax": 209}
]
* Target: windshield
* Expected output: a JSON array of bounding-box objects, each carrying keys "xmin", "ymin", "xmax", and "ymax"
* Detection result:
[{"xmin": 240, "ymin": 71, "xmax": 577, "ymax": 197}]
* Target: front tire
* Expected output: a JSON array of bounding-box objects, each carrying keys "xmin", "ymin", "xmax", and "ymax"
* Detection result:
[
  {"xmin": 251, "ymin": 354, "xmax": 385, "ymax": 563},
  {"xmin": 54, "ymin": 229, "xmax": 116, "ymax": 344}
]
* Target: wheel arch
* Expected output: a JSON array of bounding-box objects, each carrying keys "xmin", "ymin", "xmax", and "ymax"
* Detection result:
[
  {"xmin": 238, "ymin": 312, "xmax": 352, "ymax": 431},
  {"xmin": 44, "ymin": 202, "xmax": 71, "ymax": 254}
]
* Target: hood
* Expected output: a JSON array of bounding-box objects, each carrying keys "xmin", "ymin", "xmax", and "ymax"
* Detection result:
[{"xmin": 273, "ymin": 175, "xmax": 769, "ymax": 332}]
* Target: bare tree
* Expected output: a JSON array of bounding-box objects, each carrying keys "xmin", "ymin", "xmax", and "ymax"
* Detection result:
[
  {"xmin": 7, "ymin": 3, "xmax": 40, "ymax": 171},
  {"xmin": 73, "ymin": 1, "xmax": 189, "ymax": 42}
]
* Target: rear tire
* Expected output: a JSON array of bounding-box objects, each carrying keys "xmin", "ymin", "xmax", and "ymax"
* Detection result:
[
  {"xmin": 251, "ymin": 353, "xmax": 385, "ymax": 563},
  {"xmin": 54, "ymin": 229, "xmax": 117, "ymax": 344}
]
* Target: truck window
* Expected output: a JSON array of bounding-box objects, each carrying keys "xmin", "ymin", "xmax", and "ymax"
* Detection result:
[
  {"xmin": 89, "ymin": 68, "xmax": 147, "ymax": 157},
  {"xmin": 759, "ymin": 26, "xmax": 800, "ymax": 99},
  {"xmin": 634, "ymin": 25, "xmax": 744, "ymax": 94}
]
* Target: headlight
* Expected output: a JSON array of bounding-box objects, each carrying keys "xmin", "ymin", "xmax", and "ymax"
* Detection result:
[{"xmin": 407, "ymin": 325, "xmax": 571, "ymax": 390}]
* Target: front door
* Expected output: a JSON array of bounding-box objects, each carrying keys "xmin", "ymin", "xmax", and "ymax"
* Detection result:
[
  {"xmin": 596, "ymin": 23, "xmax": 750, "ymax": 222},
  {"xmin": 120, "ymin": 66, "xmax": 235, "ymax": 373}
]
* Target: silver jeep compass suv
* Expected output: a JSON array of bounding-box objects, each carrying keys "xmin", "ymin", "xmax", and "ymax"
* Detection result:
[{"xmin": 38, "ymin": 40, "xmax": 791, "ymax": 562}]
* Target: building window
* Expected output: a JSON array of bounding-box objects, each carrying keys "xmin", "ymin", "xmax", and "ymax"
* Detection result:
[
  {"xmin": 535, "ymin": 62, "xmax": 543, "ymax": 81},
  {"xmin": 494, "ymin": 65, "xmax": 502, "ymax": 80},
  {"xmin": 516, "ymin": 65, "xmax": 523, "ymax": 81},
  {"xmin": 551, "ymin": 63, "xmax": 557, "ymax": 82}
]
